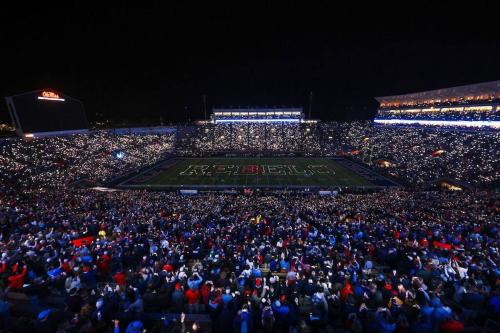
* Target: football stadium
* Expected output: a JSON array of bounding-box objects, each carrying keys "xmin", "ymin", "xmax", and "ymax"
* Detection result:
[
  {"xmin": 1, "ymin": 84, "xmax": 499, "ymax": 333},
  {"xmin": 1, "ymin": 5, "xmax": 499, "ymax": 333}
]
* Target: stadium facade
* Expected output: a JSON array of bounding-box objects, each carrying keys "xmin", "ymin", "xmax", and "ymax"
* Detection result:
[{"xmin": 374, "ymin": 80, "xmax": 500, "ymax": 129}]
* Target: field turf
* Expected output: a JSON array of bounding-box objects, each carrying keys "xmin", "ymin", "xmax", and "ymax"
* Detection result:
[{"xmin": 121, "ymin": 157, "xmax": 383, "ymax": 188}]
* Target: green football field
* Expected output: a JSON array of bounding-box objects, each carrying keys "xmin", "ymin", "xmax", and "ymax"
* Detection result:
[{"xmin": 122, "ymin": 157, "xmax": 380, "ymax": 188}]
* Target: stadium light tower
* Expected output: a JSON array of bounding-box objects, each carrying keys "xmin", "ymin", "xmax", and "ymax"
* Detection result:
[
  {"xmin": 202, "ymin": 95, "xmax": 207, "ymax": 120},
  {"xmin": 308, "ymin": 91, "xmax": 313, "ymax": 119}
]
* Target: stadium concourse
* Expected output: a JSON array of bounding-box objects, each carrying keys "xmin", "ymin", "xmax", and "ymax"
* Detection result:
[{"xmin": 0, "ymin": 121, "xmax": 498, "ymax": 333}]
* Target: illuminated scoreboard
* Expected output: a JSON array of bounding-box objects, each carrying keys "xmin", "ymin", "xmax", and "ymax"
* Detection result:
[{"xmin": 5, "ymin": 89, "xmax": 88, "ymax": 138}]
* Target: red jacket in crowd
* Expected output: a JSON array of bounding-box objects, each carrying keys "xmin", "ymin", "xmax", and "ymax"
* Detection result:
[
  {"xmin": 8, "ymin": 265, "xmax": 28, "ymax": 290},
  {"xmin": 200, "ymin": 283, "xmax": 211, "ymax": 305},
  {"xmin": 0, "ymin": 262, "xmax": 6, "ymax": 274},
  {"xmin": 439, "ymin": 319, "xmax": 465, "ymax": 333},
  {"xmin": 97, "ymin": 254, "xmax": 112, "ymax": 275},
  {"xmin": 113, "ymin": 271, "xmax": 127, "ymax": 286},
  {"xmin": 185, "ymin": 288, "xmax": 200, "ymax": 304}
]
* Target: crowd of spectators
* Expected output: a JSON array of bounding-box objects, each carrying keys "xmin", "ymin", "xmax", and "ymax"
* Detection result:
[
  {"xmin": 328, "ymin": 122, "xmax": 499, "ymax": 187},
  {"xmin": 376, "ymin": 97, "xmax": 500, "ymax": 122},
  {"xmin": 0, "ymin": 132, "xmax": 175, "ymax": 188},
  {"xmin": 0, "ymin": 122, "xmax": 497, "ymax": 190},
  {"xmin": 0, "ymin": 188, "xmax": 498, "ymax": 333},
  {"xmin": 0, "ymin": 123, "xmax": 498, "ymax": 333},
  {"xmin": 376, "ymin": 109, "xmax": 499, "ymax": 121},
  {"xmin": 2, "ymin": 123, "xmax": 494, "ymax": 189},
  {"xmin": 175, "ymin": 122, "xmax": 499, "ymax": 187},
  {"xmin": 177, "ymin": 123, "xmax": 320, "ymax": 155}
]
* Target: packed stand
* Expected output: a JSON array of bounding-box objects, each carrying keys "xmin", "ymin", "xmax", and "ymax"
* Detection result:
[
  {"xmin": 0, "ymin": 122, "xmax": 498, "ymax": 333},
  {"xmin": 328, "ymin": 122, "xmax": 500, "ymax": 187},
  {"xmin": 376, "ymin": 109, "xmax": 500, "ymax": 122},
  {"xmin": 0, "ymin": 132, "xmax": 176, "ymax": 188},
  {"xmin": 0, "ymin": 188, "xmax": 498, "ymax": 332},
  {"xmin": 176, "ymin": 121, "xmax": 499, "ymax": 187},
  {"xmin": 177, "ymin": 123, "xmax": 320, "ymax": 155},
  {"xmin": 376, "ymin": 99, "xmax": 500, "ymax": 121}
]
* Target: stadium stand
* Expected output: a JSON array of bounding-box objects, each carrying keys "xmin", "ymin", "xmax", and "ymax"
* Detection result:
[
  {"xmin": 0, "ymin": 132, "xmax": 176, "ymax": 188},
  {"xmin": 0, "ymin": 105, "xmax": 498, "ymax": 332}
]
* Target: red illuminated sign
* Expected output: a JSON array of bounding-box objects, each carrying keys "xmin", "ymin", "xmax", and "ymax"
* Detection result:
[
  {"xmin": 38, "ymin": 90, "xmax": 65, "ymax": 101},
  {"xmin": 42, "ymin": 91, "xmax": 60, "ymax": 99}
]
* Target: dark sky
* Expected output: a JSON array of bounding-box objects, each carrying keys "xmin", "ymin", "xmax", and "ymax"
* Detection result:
[{"xmin": 1, "ymin": 2, "xmax": 499, "ymax": 124}]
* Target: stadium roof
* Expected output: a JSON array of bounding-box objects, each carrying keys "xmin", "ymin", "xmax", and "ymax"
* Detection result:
[{"xmin": 376, "ymin": 80, "xmax": 500, "ymax": 107}]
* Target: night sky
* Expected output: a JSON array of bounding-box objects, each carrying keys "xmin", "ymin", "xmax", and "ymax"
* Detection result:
[{"xmin": 1, "ymin": 2, "xmax": 499, "ymax": 124}]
